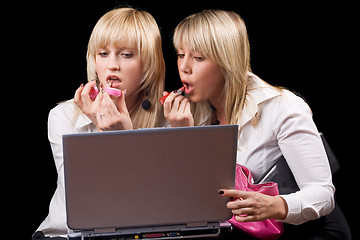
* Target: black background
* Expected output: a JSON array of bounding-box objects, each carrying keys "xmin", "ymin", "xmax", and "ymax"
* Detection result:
[{"xmin": 9, "ymin": 1, "xmax": 356, "ymax": 238}]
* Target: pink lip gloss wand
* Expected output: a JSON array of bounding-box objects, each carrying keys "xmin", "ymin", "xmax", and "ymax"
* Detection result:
[
  {"xmin": 89, "ymin": 86, "xmax": 122, "ymax": 100},
  {"xmin": 159, "ymin": 86, "xmax": 185, "ymax": 105}
]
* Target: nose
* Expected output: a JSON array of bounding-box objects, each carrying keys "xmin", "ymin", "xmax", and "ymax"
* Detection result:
[
  {"xmin": 107, "ymin": 55, "xmax": 120, "ymax": 71},
  {"xmin": 178, "ymin": 56, "xmax": 192, "ymax": 75}
]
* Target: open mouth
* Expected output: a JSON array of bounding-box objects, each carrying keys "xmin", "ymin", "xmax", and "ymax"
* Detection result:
[
  {"xmin": 107, "ymin": 75, "xmax": 121, "ymax": 88},
  {"xmin": 107, "ymin": 75, "xmax": 120, "ymax": 81},
  {"xmin": 182, "ymin": 81, "xmax": 194, "ymax": 94}
]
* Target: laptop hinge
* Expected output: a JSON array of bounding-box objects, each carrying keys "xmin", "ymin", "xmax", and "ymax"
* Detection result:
[
  {"xmin": 94, "ymin": 227, "xmax": 116, "ymax": 233},
  {"xmin": 186, "ymin": 221, "xmax": 208, "ymax": 228}
]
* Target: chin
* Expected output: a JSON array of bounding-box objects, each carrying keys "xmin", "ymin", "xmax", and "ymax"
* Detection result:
[{"xmin": 188, "ymin": 95, "xmax": 204, "ymax": 104}]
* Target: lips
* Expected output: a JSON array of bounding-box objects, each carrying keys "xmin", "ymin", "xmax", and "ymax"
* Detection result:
[
  {"xmin": 107, "ymin": 75, "xmax": 122, "ymax": 88},
  {"xmin": 181, "ymin": 80, "xmax": 194, "ymax": 94},
  {"xmin": 107, "ymin": 75, "xmax": 120, "ymax": 81}
]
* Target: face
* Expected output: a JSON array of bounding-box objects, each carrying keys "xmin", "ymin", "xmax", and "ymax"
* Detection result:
[
  {"xmin": 95, "ymin": 44, "xmax": 143, "ymax": 105},
  {"xmin": 177, "ymin": 44, "xmax": 225, "ymax": 105}
]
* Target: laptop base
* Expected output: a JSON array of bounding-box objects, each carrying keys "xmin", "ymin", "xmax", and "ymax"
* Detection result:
[{"xmin": 68, "ymin": 222, "xmax": 232, "ymax": 240}]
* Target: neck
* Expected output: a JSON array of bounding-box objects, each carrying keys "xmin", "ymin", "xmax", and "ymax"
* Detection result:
[{"xmin": 210, "ymin": 97, "xmax": 226, "ymax": 125}]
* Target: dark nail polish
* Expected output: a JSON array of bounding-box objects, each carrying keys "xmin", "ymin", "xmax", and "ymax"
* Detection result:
[{"xmin": 218, "ymin": 190, "xmax": 224, "ymax": 195}]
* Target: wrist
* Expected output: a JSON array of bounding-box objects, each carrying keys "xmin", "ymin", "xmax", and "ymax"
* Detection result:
[{"xmin": 273, "ymin": 196, "xmax": 288, "ymax": 220}]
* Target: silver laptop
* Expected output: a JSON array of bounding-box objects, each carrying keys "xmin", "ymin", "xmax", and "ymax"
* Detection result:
[{"xmin": 63, "ymin": 125, "xmax": 238, "ymax": 240}]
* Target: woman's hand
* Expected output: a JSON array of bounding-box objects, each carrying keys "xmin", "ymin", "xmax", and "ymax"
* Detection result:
[
  {"xmin": 219, "ymin": 189, "xmax": 288, "ymax": 222},
  {"xmin": 74, "ymin": 81, "xmax": 100, "ymax": 123},
  {"xmin": 162, "ymin": 90, "xmax": 194, "ymax": 127},
  {"xmin": 74, "ymin": 82, "xmax": 133, "ymax": 131}
]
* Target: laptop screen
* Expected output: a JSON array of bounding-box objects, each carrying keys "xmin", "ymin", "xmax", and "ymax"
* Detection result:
[{"xmin": 63, "ymin": 125, "xmax": 237, "ymax": 232}]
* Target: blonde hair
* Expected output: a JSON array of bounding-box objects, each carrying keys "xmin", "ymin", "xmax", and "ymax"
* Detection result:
[
  {"xmin": 173, "ymin": 10, "xmax": 251, "ymax": 126},
  {"xmin": 86, "ymin": 7, "xmax": 165, "ymax": 128}
]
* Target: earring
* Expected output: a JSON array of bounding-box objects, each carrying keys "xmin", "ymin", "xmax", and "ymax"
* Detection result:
[{"xmin": 142, "ymin": 91, "xmax": 151, "ymax": 110}]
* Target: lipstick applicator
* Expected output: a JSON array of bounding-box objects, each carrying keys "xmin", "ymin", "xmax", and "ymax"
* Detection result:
[{"xmin": 159, "ymin": 86, "xmax": 185, "ymax": 105}]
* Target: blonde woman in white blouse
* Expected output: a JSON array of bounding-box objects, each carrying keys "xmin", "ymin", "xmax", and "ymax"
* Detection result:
[
  {"xmin": 33, "ymin": 7, "xmax": 165, "ymax": 239},
  {"xmin": 163, "ymin": 9, "xmax": 350, "ymax": 239}
]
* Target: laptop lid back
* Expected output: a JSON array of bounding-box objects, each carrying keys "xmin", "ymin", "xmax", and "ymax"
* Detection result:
[{"xmin": 63, "ymin": 125, "xmax": 237, "ymax": 231}]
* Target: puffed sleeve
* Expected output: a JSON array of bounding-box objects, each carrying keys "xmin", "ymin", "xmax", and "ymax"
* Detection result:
[{"xmin": 271, "ymin": 90, "xmax": 335, "ymax": 225}]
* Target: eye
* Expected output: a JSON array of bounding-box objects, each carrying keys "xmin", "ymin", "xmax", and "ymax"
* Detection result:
[
  {"xmin": 193, "ymin": 56, "xmax": 205, "ymax": 62},
  {"xmin": 98, "ymin": 51, "xmax": 109, "ymax": 57},
  {"xmin": 121, "ymin": 52, "xmax": 134, "ymax": 58},
  {"xmin": 177, "ymin": 53, "xmax": 185, "ymax": 59}
]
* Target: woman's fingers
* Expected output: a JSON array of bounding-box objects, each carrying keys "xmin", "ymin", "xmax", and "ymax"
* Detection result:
[
  {"xmin": 177, "ymin": 97, "xmax": 191, "ymax": 114},
  {"xmin": 96, "ymin": 89, "xmax": 133, "ymax": 131},
  {"xmin": 219, "ymin": 189, "xmax": 276, "ymax": 222},
  {"xmin": 163, "ymin": 91, "xmax": 178, "ymax": 114},
  {"xmin": 75, "ymin": 81, "xmax": 97, "ymax": 111},
  {"xmin": 74, "ymin": 84, "xmax": 84, "ymax": 108},
  {"xmin": 81, "ymin": 81, "xmax": 96, "ymax": 103},
  {"xmin": 219, "ymin": 189, "xmax": 252, "ymax": 199}
]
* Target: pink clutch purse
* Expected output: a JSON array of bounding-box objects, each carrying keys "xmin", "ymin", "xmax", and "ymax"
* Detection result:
[{"xmin": 227, "ymin": 165, "xmax": 284, "ymax": 240}]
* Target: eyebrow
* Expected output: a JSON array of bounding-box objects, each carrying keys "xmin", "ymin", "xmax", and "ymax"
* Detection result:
[{"xmin": 97, "ymin": 46, "xmax": 137, "ymax": 52}]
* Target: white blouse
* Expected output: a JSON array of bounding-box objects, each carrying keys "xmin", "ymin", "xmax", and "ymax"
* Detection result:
[
  {"xmin": 236, "ymin": 73, "xmax": 335, "ymax": 225},
  {"xmin": 36, "ymin": 101, "xmax": 97, "ymax": 237},
  {"xmin": 36, "ymin": 74, "xmax": 335, "ymax": 237}
]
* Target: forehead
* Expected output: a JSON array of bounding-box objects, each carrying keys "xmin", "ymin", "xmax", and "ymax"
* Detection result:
[
  {"xmin": 91, "ymin": 14, "xmax": 142, "ymax": 53},
  {"xmin": 176, "ymin": 41, "xmax": 205, "ymax": 57},
  {"xmin": 174, "ymin": 28, "xmax": 211, "ymax": 59},
  {"xmin": 95, "ymin": 31, "xmax": 138, "ymax": 50}
]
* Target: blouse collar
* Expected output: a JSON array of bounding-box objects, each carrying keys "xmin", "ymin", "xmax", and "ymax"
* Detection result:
[
  {"xmin": 69, "ymin": 101, "xmax": 94, "ymax": 131},
  {"xmin": 239, "ymin": 73, "xmax": 282, "ymax": 127}
]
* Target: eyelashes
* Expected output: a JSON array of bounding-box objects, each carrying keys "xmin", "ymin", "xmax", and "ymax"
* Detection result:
[
  {"xmin": 177, "ymin": 53, "xmax": 205, "ymax": 62},
  {"xmin": 97, "ymin": 49, "xmax": 135, "ymax": 59}
]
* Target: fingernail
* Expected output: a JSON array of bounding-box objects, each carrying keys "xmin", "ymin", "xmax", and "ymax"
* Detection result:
[
  {"xmin": 218, "ymin": 190, "xmax": 224, "ymax": 195},
  {"xmin": 80, "ymin": 83, "xmax": 84, "ymax": 88}
]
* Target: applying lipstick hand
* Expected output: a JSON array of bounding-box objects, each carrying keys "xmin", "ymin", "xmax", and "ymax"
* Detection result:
[
  {"xmin": 162, "ymin": 87, "xmax": 194, "ymax": 127},
  {"xmin": 74, "ymin": 81, "xmax": 133, "ymax": 131},
  {"xmin": 74, "ymin": 80, "xmax": 100, "ymax": 124},
  {"xmin": 96, "ymin": 82, "xmax": 133, "ymax": 131}
]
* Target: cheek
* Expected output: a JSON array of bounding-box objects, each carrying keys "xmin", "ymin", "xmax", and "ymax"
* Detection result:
[
  {"xmin": 123, "ymin": 61, "xmax": 144, "ymax": 88},
  {"xmin": 189, "ymin": 65, "xmax": 224, "ymax": 103},
  {"xmin": 95, "ymin": 58, "xmax": 107, "ymax": 81},
  {"xmin": 126, "ymin": 61, "xmax": 143, "ymax": 77},
  {"xmin": 198, "ymin": 65, "xmax": 224, "ymax": 92}
]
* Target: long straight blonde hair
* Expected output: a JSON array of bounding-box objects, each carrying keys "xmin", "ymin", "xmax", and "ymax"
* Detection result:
[
  {"xmin": 173, "ymin": 10, "xmax": 252, "ymax": 126},
  {"xmin": 86, "ymin": 7, "xmax": 165, "ymax": 128}
]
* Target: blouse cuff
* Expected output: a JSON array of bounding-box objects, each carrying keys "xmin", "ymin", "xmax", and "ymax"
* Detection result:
[{"xmin": 278, "ymin": 193, "xmax": 318, "ymax": 225}]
